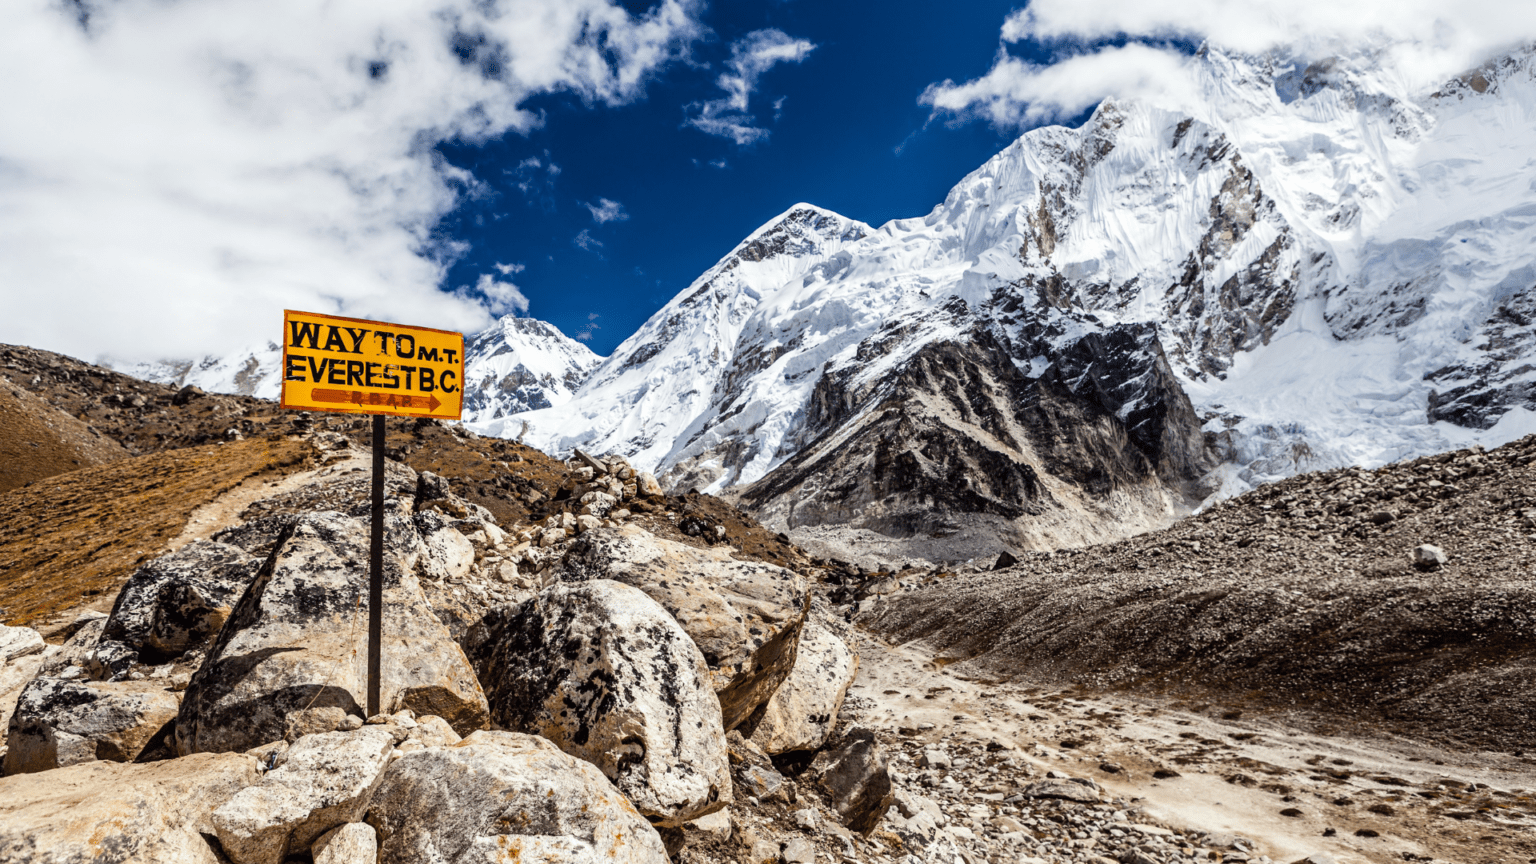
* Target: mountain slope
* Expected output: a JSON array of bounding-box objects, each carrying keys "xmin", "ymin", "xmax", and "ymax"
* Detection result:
[
  {"xmin": 478, "ymin": 41, "xmax": 1536, "ymax": 555},
  {"xmin": 460, "ymin": 316, "xmax": 602, "ymax": 421}
]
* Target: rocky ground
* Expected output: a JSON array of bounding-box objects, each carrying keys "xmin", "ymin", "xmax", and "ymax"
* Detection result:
[
  {"xmin": 0, "ymin": 343, "xmax": 1532, "ymax": 864},
  {"xmin": 861, "ymin": 434, "xmax": 1536, "ymax": 755}
]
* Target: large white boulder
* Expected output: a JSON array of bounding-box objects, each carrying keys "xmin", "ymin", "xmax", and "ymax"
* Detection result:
[
  {"xmin": 466, "ymin": 580, "xmax": 731, "ymax": 826},
  {"xmin": 365, "ymin": 730, "xmax": 669, "ymax": 864},
  {"xmin": 0, "ymin": 625, "xmax": 44, "ymax": 664},
  {"xmin": 0, "ymin": 751, "xmax": 257, "ymax": 863},
  {"xmin": 557, "ymin": 525, "xmax": 810, "ymax": 729},
  {"xmin": 739, "ymin": 622, "xmax": 858, "ymax": 754},
  {"xmin": 176, "ymin": 512, "xmax": 488, "ymax": 756},
  {"xmin": 211, "ymin": 726, "xmax": 396, "ymax": 864}
]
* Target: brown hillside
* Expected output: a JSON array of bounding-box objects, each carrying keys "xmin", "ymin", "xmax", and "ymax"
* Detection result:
[
  {"xmin": 0, "ymin": 437, "xmax": 314, "ymax": 628},
  {"xmin": 0, "ymin": 377, "xmax": 127, "ymax": 493}
]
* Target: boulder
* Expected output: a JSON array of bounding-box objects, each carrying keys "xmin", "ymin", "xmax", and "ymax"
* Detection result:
[
  {"xmin": 415, "ymin": 510, "xmax": 474, "ymax": 582},
  {"xmin": 94, "ymin": 541, "xmax": 260, "ymax": 678},
  {"xmin": 725, "ymin": 730, "xmax": 787, "ymax": 802},
  {"xmin": 782, "ymin": 837, "xmax": 816, "ymax": 864},
  {"xmin": 739, "ymin": 622, "xmax": 858, "ymax": 754},
  {"xmin": 4, "ymin": 677, "xmax": 180, "ymax": 775},
  {"xmin": 1, "ymin": 646, "xmax": 57, "ymax": 741},
  {"xmin": 211, "ymin": 726, "xmax": 395, "ymax": 864},
  {"xmin": 807, "ymin": 727, "xmax": 894, "ymax": 834},
  {"xmin": 637, "ymin": 471, "xmax": 664, "ymax": 497},
  {"xmin": 0, "ymin": 625, "xmax": 43, "ymax": 664},
  {"xmin": 365, "ymin": 730, "xmax": 669, "ymax": 864},
  {"xmin": 1019, "ymin": 778, "xmax": 1100, "ymax": 803},
  {"xmin": 313, "ymin": 822, "xmax": 378, "ymax": 864},
  {"xmin": 467, "ymin": 580, "xmax": 730, "ymax": 826},
  {"xmin": 1411, "ymin": 543, "xmax": 1448, "ymax": 570},
  {"xmin": 176, "ymin": 512, "xmax": 488, "ymax": 756},
  {"xmin": 0, "ymin": 750, "xmax": 256, "ymax": 863},
  {"xmin": 557, "ymin": 525, "xmax": 810, "ymax": 729}
]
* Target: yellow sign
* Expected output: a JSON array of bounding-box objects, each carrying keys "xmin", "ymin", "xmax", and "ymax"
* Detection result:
[{"xmin": 279, "ymin": 309, "xmax": 464, "ymax": 420}]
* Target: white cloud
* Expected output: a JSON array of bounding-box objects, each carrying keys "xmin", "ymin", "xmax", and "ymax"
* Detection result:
[
  {"xmin": 493, "ymin": 261, "xmax": 525, "ymax": 275},
  {"xmin": 509, "ymin": 154, "xmax": 562, "ymax": 206},
  {"xmin": 0, "ymin": 0, "xmax": 704, "ymax": 362},
  {"xmin": 575, "ymin": 312, "xmax": 600, "ymax": 341},
  {"xmin": 926, "ymin": 0, "xmax": 1536, "ymax": 128},
  {"xmin": 462, "ymin": 273, "xmax": 529, "ymax": 316},
  {"xmin": 923, "ymin": 44, "xmax": 1201, "ymax": 128},
  {"xmin": 685, "ymin": 28, "xmax": 815, "ymax": 145},
  {"xmin": 573, "ymin": 229, "xmax": 603, "ymax": 251},
  {"xmin": 583, "ymin": 197, "xmax": 629, "ymax": 223}
]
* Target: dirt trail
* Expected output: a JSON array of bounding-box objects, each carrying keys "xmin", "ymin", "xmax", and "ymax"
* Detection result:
[
  {"xmin": 845, "ymin": 628, "xmax": 1536, "ymax": 864},
  {"xmin": 165, "ymin": 446, "xmax": 368, "ymax": 552}
]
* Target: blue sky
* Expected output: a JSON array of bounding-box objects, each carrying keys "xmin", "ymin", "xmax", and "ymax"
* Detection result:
[
  {"xmin": 437, "ymin": 0, "xmax": 1035, "ymax": 355},
  {"xmin": 4, "ymin": 0, "xmax": 1521, "ymax": 364}
]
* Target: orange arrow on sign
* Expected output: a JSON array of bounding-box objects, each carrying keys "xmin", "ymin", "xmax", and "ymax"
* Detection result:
[{"xmin": 311, "ymin": 389, "xmax": 441, "ymax": 412}]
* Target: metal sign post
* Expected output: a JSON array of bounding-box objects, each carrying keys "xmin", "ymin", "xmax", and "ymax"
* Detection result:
[
  {"xmin": 368, "ymin": 414, "xmax": 384, "ymax": 716},
  {"xmin": 277, "ymin": 309, "xmax": 464, "ymax": 719}
]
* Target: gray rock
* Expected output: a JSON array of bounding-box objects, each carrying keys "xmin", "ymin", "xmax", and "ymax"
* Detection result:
[
  {"xmin": 4, "ymin": 677, "xmax": 180, "ymax": 775},
  {"xmin": 741, "ymin": 623, "xmax": 857, "ymax": 754},
  {"xmin": 414, "ymin": 510, "xmax": 474, "ymax": 582},
  {"xmin": 1021, "ymin": 778, "xmax": 1100, "ymax": 803},
  {"xmin": 725, "ymin": 730, "xmax": 786, "ymax": 802},
  {"xmin": 312, "ymin": 822, "xmax": 377, "ymax": 864},
  {"xmin": 0, "ymin": 625, "xmax": 43, "ymax": 664},
  {"xmin": 747, "ymin": 837, "xmax": 781, "ymax": 864},
  {"xmin": 0, "ymin": 751, "xmax": 257, "ymax": 863},
  {"xmin": 176, "ymin": 512, "xmax": 489, "ymax": 756},
  {"xmin": 558, "ymin": 525, "xmax": 810, "ymax": 729},
  {"xmin": 807, "ymin": 727, "xmax": 894, "ymax": 834},
  {"xmin": 782, "ymin": 836, "xmax": 816, "ymax": 864},
  {"xmin": 95, "ymin": 541, "xmax": 259, "ymax": 678},
  {"xmin": 739, "ymin": 763, "xmax": 786, "ymax": 801},
  {"xmin": 1411, "ymin": 543, "xmax": 1448, "ymax": 570},
  {"xmin": 211, "ymin": 726, "xmax": 395, "ymax": 864},
  {"xmin": 637, "ymin": 471, "xmax": 664, "ymax": 497},
  {"xmin": 365, "ymin": 730, "xmax": 669, "ymax": 864},
  {"xmin": 467, "ymin": 580, "xmax": 730, "ymax": 826}
]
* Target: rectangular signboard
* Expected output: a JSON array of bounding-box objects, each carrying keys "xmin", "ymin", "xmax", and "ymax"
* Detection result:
[{"xmin": 279, "ymin": 309, "xmax": 464, "ymax": 420}]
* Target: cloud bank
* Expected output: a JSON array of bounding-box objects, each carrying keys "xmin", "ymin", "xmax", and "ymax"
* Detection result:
[
  {"xmin": 685, "ymin": 28, "xmax": 816, "ymax": 145},
  {"xmin": 924, "ymin": 0, "xmax": 1536, "ymax": 128},
  {"xmin": 0, "ymin": 0, "xmax": 704, "ymax": 362}
]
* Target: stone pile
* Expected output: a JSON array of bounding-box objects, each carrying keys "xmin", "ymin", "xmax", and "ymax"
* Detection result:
[{"xmin": 0, "ymin": 443, "xmax": 876, "ymax": 864}]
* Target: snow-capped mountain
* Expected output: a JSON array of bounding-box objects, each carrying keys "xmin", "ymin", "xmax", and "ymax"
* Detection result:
[
  {"xmin": 461, "ymin": 316, "xmax": 602, "ymax": 420},
  {"xmin": 112, "ymin": 313, "xmax": 601, "ymax": 423},
  {"xmin": 475, "ymin": 42, "xmax": 1536, "ymax": 551},
  {"xmin": 115, "ymin": 343, "xmax": 285, "ymax": 400}
]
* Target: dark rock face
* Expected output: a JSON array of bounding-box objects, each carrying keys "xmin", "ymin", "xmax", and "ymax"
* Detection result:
[
  {"xmin": 1041, "ymin": 323, "xmax": 1218, "ymax": 497},
  {"xmin": 465, "ymin": 580, "xmax": 730, "ymax": 827},
  {"xmin": 94, "ymin": 541, "xmax": 259, "ymax": 678},
  {"xmin": 1426, "ymin": 285, "xmax": 1536, "ymax": 429},
  {"xmin": 739, "ymin": 325, "xmax": 1216, "ymax": 545},
  {"xmin": 807, "ymin": 727, "xmax": 895, "ymax": 834}
]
